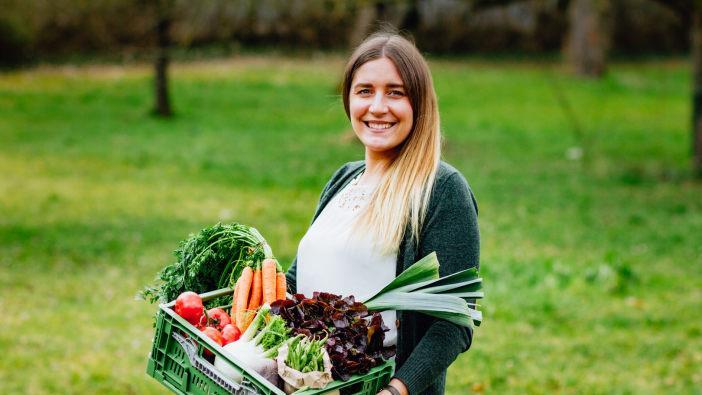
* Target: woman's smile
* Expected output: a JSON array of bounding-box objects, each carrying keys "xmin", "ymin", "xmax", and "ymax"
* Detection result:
[{"xmin": 364, "ymin": 120, "xmax": 397, "ymax": 131}]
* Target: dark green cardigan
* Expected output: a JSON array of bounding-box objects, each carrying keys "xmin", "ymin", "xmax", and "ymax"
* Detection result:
[{"xmin": 285, "ymin": 161, "xmax": 480, "ymax": 395}]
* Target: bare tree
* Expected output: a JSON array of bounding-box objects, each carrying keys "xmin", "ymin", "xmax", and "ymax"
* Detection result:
[
  {"xmin": 472, "ymin": 0, "xmax": 611, "ymax": 77},
  {"xmin": 153, "ymin": 0, "xmax": 174, "ymax": 117},
  {"xmin": 349, "ymin": 1, "xmax": 380, "ymax": 47},
  {"xmin": 648, "ymin": 0, "xmax": 700, "ymax": 177},
  {"xmin": 564, "ymin": 0, "xmax": 611, "ymax": 77},
  {"xmin": 349, "ymin": 0, "xmax": 412, "ymax": 46},
  {"xmin": 692, "ymin": 4, "xmax": 702, "ymax": 177}
]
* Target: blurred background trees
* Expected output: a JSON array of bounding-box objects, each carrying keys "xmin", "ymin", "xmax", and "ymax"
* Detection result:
[
  {"xmin": 0, "ymin": 0, "xmax": 697, "ymax": 174},
  {"xmin": 0, "ymin": 0, "xmax": 687, "ymax": 66}
]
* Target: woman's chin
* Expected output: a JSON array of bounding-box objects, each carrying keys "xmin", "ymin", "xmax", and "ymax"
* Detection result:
[
  {"xmin": 361, "ymin": 140, "xmax": 391, "ymax": 152},
  {"xmin": 363, "ymin": 143, "xmax": 402, "ymax": 159}
]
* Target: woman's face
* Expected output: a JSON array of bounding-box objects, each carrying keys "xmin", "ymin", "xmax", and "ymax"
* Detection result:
[{"xmin": 349, "ymin": 57, "xmax": 413, "ymax": 159}]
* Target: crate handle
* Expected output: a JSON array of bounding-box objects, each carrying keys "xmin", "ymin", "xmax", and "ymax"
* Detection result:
[{"xmin": 172, "ymin": 332, "xmax": 260, "ymax": 395}]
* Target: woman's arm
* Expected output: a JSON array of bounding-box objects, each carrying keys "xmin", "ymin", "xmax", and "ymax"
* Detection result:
[{"xmin": 393, "ymin": 171, "xmax": 480, "ymax": 394}]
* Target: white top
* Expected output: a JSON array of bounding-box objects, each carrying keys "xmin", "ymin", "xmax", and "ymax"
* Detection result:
[{"xmin": 296, "ymin": 173, "xmax": 397, "ymax": 347}]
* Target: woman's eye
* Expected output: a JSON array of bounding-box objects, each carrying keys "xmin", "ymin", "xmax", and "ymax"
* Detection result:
[
  {"xmin": 389, "ymin": 90, "xmax": 405, "ymax": 97},
  {"xmin": 357, "ymin": 88, "xmax": 371, "ymax": 95}
]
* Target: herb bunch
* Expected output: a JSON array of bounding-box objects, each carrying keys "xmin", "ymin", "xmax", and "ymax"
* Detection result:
[{"xmin": 140, "ymin": 222, "xmax": 272, "ymax": 306}]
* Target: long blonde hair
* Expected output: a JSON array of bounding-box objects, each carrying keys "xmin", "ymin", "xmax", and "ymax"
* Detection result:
[{"xmin": 341, "ymin": 32, "xmax": 441, "ymax": 254}]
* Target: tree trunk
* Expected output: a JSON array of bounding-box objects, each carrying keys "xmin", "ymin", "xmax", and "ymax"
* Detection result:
[
  {"xmin": 693, "ymin": 4, "xmax": 702, "ymax": 178},
  {"xmin": 349, "ymin": 3, "xmax": 378, "ymax": 47},
  {"xmin": 564, "ymin": 0, "xmax": 611, "ymax": 78},
  {"xmin": 153, "ymin": 1, "xmax": 172, "ymax": 117},
  {"xmin": 348, "ymin": 1, "xmax": 411, "ymax": 47}
]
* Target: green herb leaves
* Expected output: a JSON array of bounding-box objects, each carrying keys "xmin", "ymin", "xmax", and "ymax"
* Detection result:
[{"xmin": 140, "ymin": 222, "xmax": 272, "ymax": 304}]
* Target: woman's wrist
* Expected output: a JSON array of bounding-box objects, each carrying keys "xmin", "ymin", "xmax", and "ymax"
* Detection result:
[
  {"xmin": 382, "ymin": 385, "xmax": 401, "ymax": 395},
  {"xmin": 384, "ymin": 378, "xmax": 409, "ymax": 395}
]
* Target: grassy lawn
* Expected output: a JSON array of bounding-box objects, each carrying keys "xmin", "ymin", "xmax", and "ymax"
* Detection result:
[{"xmin": 0, "ymin": 54, "xmax": 700, "ymax": 394}]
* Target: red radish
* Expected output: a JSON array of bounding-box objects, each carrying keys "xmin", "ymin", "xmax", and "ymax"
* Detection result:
[
  {"xmin": 197, "ymin": 314, "xmax": 207, "ymax": 330},
  {"xmin": 201, "ymin": 326, "xmax": 224, "ymax": 345},
  {"xmin": 201, "ymin": 326, "xmax": 224, "ymax": 358},
  {"xmin": 206, "ymin": 308, "xmax": 231, "ymax": 331},
  {"xmin": 221, "ymin": 324, "xmax": 241, "ymax": 345},
  {"xmin": 174, "ymin": 291, "xmax": 204, "ymax": 326}
]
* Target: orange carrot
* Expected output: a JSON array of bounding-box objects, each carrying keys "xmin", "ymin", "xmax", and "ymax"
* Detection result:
[
  {"xmin": 262, "ymin": 258, "xmax": 278, "ymax": 305},
  {"xmin": 247, "ymin": 265, "xmax": 263, "ymax": 311},
  {"xmin": 235, "ymin": 266, "xmax": 253, "ymax": 332},
  {"xmin": 234, "ymin": 281, "xmax": 239, "ymax": 326},
  {"xmin": 276, "ymin": 272, "xmax": 287, "ymax": 301},
  {"xmin": 242, "ymin": 309, "xmax": 256, "ymax": 333}
]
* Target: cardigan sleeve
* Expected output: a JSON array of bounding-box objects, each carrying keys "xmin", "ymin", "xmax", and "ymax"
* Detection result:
[
  {"xmin": 284, "ymin": 257, "xmax": 299, "ymax": 294},
  {"xmin": 393, "ymin": 171, "xmax": 480, "ymax": 394}
]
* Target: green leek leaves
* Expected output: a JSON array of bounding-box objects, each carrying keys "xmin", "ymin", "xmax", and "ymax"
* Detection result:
[{"xmin": 363, "ymin": 252, "xmax": 483, "ymax": 328}]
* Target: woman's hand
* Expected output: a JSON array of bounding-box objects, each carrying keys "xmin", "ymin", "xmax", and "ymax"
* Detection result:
[{"xmin": 376, "ymin": 378, "xmax": 409, "ymax": 395}]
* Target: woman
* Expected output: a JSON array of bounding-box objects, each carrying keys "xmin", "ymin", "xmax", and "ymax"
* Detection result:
[{"xmin": 285, "ymin": 32, "xmax": 480, "ymax": 395}]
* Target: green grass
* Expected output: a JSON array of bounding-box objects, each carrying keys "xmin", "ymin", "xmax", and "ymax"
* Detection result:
[{"xmin": 1, "ymin": 55, "xmax": 700, "ymax": 394}]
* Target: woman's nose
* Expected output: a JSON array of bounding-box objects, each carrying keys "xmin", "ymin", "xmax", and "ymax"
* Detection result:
[{"xmin": 369, "ymin": 93, "xmax": 388, "ymax": 114}]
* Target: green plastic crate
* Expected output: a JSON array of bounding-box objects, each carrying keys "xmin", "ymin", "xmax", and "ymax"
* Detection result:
[{"xmin": 146, "ymin": 288, "xmax": 395, "ymax": 395}]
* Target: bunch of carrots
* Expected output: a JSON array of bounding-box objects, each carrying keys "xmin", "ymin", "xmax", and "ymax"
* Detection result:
[{"xmin": 233, "ymin": 257, "xmax": 287, "ymax": 332}]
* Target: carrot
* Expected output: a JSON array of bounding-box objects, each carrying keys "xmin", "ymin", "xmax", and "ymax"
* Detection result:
[
  {"xmin": 276, "ymin": 272, "xmax": 287, "ymax": 301},
  {"xmin": 235, "ymin": 266, "xmax": 253, "ymax": 332},
  {"xmin": 234, "ymin": 281, "xmax": 239, "ymax": 326},
  {"xmin": 262, "ymin": 258, "xmax": 278, "ymax": 305},
  {"xmin": 247, "ymin": 264, "xmax": 263, "ymax": 311},
  {"xmin": 242, "ymin": 309, "xmax": 258, "ymax": 333}
]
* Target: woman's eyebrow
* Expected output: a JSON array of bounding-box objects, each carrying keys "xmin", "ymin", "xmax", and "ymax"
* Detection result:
[
  {"xmin": 353, "ymin": 82, "xmax": 373, "ymax": 89},
  {"xmin": 353, "ymin": 82, "xmax": 405, "ymax": 89}
]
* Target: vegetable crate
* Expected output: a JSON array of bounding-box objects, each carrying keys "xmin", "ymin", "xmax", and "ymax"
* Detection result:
[{"xmin": 146, "ymin": 288, "xmax": 395, "ymax": 395}]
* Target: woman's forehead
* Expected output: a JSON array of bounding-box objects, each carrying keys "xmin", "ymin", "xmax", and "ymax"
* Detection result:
[{"xmin": 352, "ymin": 57, "xmax": 404, "ymax": 86}]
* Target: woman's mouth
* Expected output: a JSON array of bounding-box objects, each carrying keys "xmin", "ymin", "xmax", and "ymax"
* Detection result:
[{"xmin": 364, "ymin": 121, "xmax": 396, "ymax": 131}]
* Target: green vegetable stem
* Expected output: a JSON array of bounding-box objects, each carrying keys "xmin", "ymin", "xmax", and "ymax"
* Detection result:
[{"xmin": 285, "ymin": 334, "xmax": 328, "ymax": 373}]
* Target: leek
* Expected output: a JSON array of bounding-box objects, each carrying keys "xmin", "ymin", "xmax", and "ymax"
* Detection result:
[
  {"xmin": 362, "ymin": 252, "xmax": 484, "ymax": 327},
  {"xmin": 369, "ymin": 252, "xmax": 440, "ymax": 297}
]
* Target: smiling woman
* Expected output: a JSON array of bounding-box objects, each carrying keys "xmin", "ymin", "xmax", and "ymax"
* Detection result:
[{"xmin": 286, "ymin": 31, "xmax": 480, "ymax": 395}]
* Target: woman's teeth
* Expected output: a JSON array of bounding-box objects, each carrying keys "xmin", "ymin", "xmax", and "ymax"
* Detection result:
[{"xmin": 366, "ymin": 122, "xmax": 394, "ymax": 129}]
